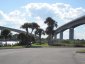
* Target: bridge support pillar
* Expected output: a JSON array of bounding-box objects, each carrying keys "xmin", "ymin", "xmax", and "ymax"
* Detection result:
[
  {"xmin": 69, "ymin": 28, "xmax": 74, "ymax": 40},
  {"xmin": 60, "ymin": 32, "xmax": 63, "ymax": 40}
]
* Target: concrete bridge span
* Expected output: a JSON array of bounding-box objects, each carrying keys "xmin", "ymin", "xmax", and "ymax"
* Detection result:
[
  {"xmin": 0, "ymin": 26, "xmax": 25, "ymax": 33},
  {"xmin": 55, "ymin": 16, "xmax": 85, "ymax": 40}
]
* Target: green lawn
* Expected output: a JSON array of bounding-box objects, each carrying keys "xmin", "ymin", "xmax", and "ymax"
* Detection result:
[
  {"xmin": 0, "ymin": 46, "xmax": 23, "ymax": 49},
  {"xmin": 76, "ymin": 50, "xmax": 85, "ymax": 53},
  {"xmin": 0, "ymin": 43, "xmax": 48, "ymax": 49},
  {"xmin": 32, "ymin": 43, "xmax": 48, "ymax": 47}
]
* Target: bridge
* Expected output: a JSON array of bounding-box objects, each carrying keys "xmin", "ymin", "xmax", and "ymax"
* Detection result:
[
  {"xmin": 0, "ymin": 26, "xmax": 25, "ymax": 33},
  {"xmin": 54, "ymin": 15, "xmax": 85, "ymax": 40},
  {"xmin": 0, "ymin": 26, "xmax": 25, "ymax": 41}
]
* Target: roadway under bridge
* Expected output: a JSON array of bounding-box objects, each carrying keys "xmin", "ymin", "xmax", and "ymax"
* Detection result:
[{"xmin": 54, "ymin": 16, "xmax": 85, "ymax": 40}]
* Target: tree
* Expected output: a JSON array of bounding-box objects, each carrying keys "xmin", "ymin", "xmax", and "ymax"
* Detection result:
[
  {"xmin": 17, "ymin": 33, "xmax": 30, "ymax": 46},
  {"xmin": 44, "ymin": 17, "xmax": 58, "ymax": 45},
  {"xmin": 21, "ymin": 23, "xmax": 31, "ymax": 35},
  {"xmin": 21, "ymin": 22, "xmax": 39, "ymax": 46},
  {"xmin": 35, "ymin": 28, "xmax": 45, "ymax": 44},
  {"xmin": 30, "ymin": 22, "xmax": 40, "ymax": 34},
  {"xmin": 1, "ymin": 29, "xmax": 12, "ymax": 45},
  {"xmin": 21, "ymin": 22, "xmax": 39, "ymax": 34}
]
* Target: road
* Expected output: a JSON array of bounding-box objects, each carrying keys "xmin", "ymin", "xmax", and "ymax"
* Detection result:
[{"xmin": 0, "ymin": 48, "xmax": 85, "ymax": 64}]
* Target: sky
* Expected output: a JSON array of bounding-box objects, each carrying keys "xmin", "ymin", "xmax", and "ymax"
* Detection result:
[{"xmin": 0, "ymin": 0, "xmax": 85, "ymax": 39}]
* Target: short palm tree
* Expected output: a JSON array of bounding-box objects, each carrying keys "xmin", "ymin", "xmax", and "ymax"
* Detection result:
[
  {"xmin": 30, "ymin": 22, "xmax": 40, "ymax": 34},
  {"xmin": 35, "ymin": 28, "xmax": 45, "ymax": 44},
  {"xmin": 1, "ymin": 29, "xmax": 12, "ymax": 45}
]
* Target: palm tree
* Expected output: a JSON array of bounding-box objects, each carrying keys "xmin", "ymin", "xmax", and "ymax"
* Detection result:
[
  {"xmin": 44, "ymin": 17, "xmax": 58, "ymax": 28},
  {"xmin": 30, "ymin": 22, "xmax": 40, "ymax": 34},
  {"xmin": 21, "ymin": 23, "xmax": 31, "ymax": 35},
  {"xmin": 21, "ymin": 22, "xmax": 39, "ymax": 34},
  {"xmin": 35, "ymin": 28, "xmax": 45, "ymax": 44},
  {"xmin": 1, "ymin": 29, "xmax": 12, "ymax": 46},
  {"xmin": 44, "ymin": 17, "xmax": 58, "ymax": 45}
]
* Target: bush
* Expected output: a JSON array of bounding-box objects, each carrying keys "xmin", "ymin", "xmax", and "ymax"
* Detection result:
[
  {"xmin": 52, "ymin": 40, "xmax": 85, "ymax": 47},
  {"xmin": 74, "ymin": 44, "xmax": 84, "ymax": 47},
  {"xmin": 13, "ymin": 43, "xmax": 21, "ymax": 46},
  {"xmin": 61, "ymin": 40, "xmax": 70, "ymax": 44}
]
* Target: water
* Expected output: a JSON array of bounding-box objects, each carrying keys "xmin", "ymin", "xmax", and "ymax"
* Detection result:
[{"xmin": 0, "ymin": 41, "xmax": 19, "ymax": 45}]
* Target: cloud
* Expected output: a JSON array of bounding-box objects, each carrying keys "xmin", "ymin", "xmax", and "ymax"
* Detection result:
[
  {"xmin": 0, "ymin": 10, "xmax": 30, "ymax": 29},
  {"xmin": 0, "ymin": 3, "xmax": 85, "ymax": 28},
  {"xmin": 23, "ymin": 3, "xmax": 85, "ymax": 23},
  {"xmin": 0, "ymin": 10, "xmax": 9, "ymax": 26},
  {"xmin": 34, "ymin": 16, "xmax": 47, "ymax": 29}
]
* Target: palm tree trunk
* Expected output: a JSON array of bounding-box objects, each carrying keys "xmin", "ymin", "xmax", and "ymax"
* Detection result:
[
  {"xmin": 31, "ymin": 29, "xmax": 34, "ymax": 34},
  {"xmin": 48, "ymin": 34, "xmax": 53, "ymax": 45},
  {"xmin": 5, "ymin": 40, "xmax": 7, "ymax": 46},
  {"xmin": 39, "ymin": 34, "xmax": 41, "ymax": 45},
  {"xmin": 4, "ymin": 38, "xmax": 7, "ymax": 46},
  {"xmin": 26, "ymin": 28, "xmax": 29, "ymax": 35}
]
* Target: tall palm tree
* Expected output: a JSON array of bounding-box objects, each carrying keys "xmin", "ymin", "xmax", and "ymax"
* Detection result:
[
  {"xmin": 35, "ymin": 28, "xmax": 45, "ymax": 44},
  {"xmin": 44, "ymin": 17, "xmax": 58, "ymax": 45},
  {"xmin": 44, "ymin": 17, "xmax": 58, "ymax": 28},
  {"xmin": 21, "ymin": 23, "xmax": 31, "ymax": 35}
]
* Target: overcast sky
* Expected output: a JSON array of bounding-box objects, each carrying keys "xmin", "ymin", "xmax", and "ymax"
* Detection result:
[{"xmin": 0, "ymin": 0, "xmax": 85, "ymax": 39}]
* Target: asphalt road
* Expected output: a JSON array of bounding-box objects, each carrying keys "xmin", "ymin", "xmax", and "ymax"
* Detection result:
[{"xmin": 0, "ymin": 48, "xmax": 85, "ymax": 64}]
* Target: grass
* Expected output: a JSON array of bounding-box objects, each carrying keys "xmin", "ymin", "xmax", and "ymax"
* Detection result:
[
  {"xmin": 76, "ymin": 50, "xmax": 85, "ymax": 53},
  {"xmin": 32, "ymin": 43, "xmax": 48, "ymax": 47},
  {"xmin": 1, "ymin": 40, "xmax": 85, "ymax": 49},
  {"xmin": 0, "ymin": 46, "xmax": 23, "ymax": 49},
  {"xmin": 0, "ymin": 43, "xmax": 48, "ymax": 49}
]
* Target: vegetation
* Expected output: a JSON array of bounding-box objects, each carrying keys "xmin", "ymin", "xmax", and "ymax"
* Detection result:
[
  {"xmin": 17, "ymin": 33, "xmax": 35, "ymax": 47},
  {"xmin": 21, "ymin": 22, "xmax": 39, "ymax": 34},
  {"xmin": 19, "ymin": 22, "xmax": 39, "ymax": 46},
  {"xmin": 21, "ymin": 23, "xmax": 31, "ymax": 35},
  {"xmin": 0, "ymin": 46, "xmax": 23, "ymax": 49},
  {"xmin": 30, "ymin": 22, "xmax": 40, "ymax": 34},
  {"xmin": 0, "ymin": 17, "xmax": 85, "ymax": 48},
  {"xmin": 32, "ymin": 43, "xmax": 48, "ymax": 47},
  {"xmin": 1, "ymin": 29, "xmax": 12, "ymax": 46},
  {"xmin": 35, "ymin": 28, "xmax": 45, "ymax": 44},
  {"xmin": 76, "ymin": 50, "xmax": 85, "ymax": 53},
  {"xmin": 44, "ymin": 17, "xmax": 58, "ymax": 45},
  {"xmin": 52, "ymin": 40, "xmax": 85, "ymax": 47},
  {"xmin": 0, "ymin": 39, "xmax": 85, "ymax": 48}
]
